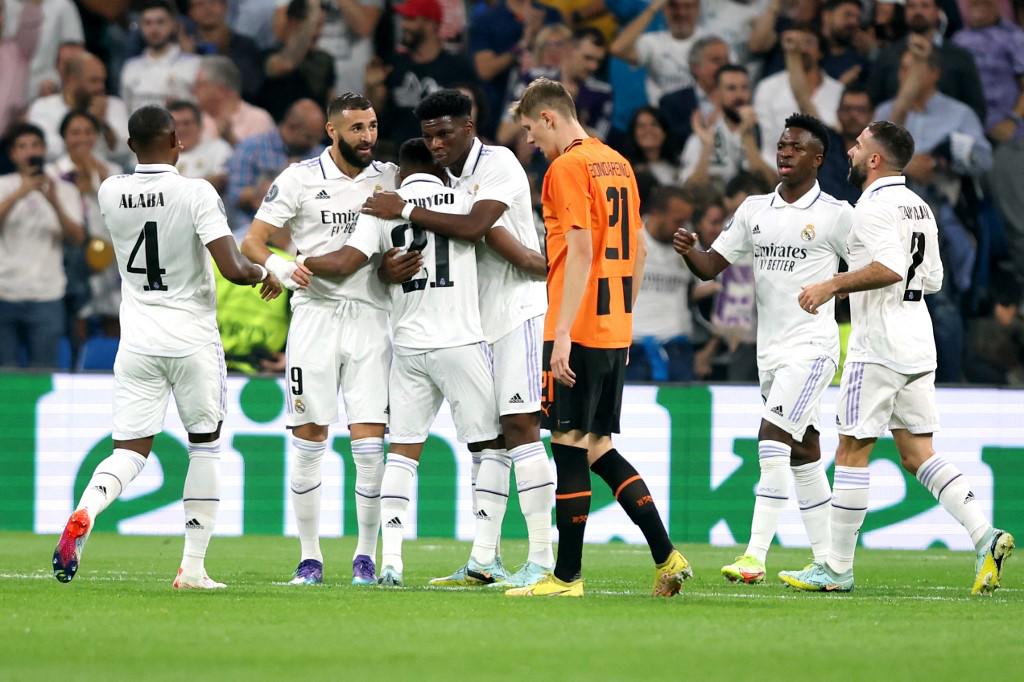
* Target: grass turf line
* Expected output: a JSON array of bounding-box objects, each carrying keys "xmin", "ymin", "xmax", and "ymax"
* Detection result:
[{"xmin": 0, "ymin": 532, "xmax": 1018, "ymax": 682}]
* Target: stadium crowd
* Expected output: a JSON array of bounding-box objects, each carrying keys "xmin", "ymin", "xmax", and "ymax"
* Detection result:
[{"xmin": 0, "ymin": 0, "xmax": 1021, "ymax": 384}]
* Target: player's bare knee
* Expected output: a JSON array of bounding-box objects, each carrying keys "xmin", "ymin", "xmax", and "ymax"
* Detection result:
[
  {"xmin": 893, "ymin": 430, "xmax": 933, "ymax": 474},
  {"xmin": 835, "ymin": 435, "xmax": 873, "ymax": 468},
  {"xmin": 389, "ymin": 442, "xmax": 424, "ymax": 462},
  {"xmin": 292, "ymin": 422, "xmax": 328, "ymax": 442},
  {"xmin": 112, "ymin": 436, "xmax": 155, "ymax": 458},
  {"xmin": 586, "ymin": 435, "xmax": 613, "ymax": 465},
  {"xmin": 758, "ymin": 419, "xmax": 795, "ymax": 447},
  {"xmin": 349, "ymin": 422, "xmax": 386, "ymax": 441},
  {"xmin": 499, "ymin": 412, "xmax": 540, "ymax": 450},
  {"xmin": 790, "ymin": 427, "xmax": 821, "ymax": 466}
]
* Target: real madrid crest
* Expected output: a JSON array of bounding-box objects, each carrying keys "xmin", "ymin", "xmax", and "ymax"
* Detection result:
[
  {"xmin": 801, "ymin": 224, "xmax": 816, "ymax": 241},
  {"xmin": 294, "ymin": 398, "xmax": 306, "ymax": 414},
  {"xmin": 374, "ymin": 184, "xmax": 382, "ymax": 192}
]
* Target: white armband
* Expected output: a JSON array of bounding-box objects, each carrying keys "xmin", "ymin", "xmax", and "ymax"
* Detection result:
[{"xmin": 254, "ymin": 263, "xmax": 268, "ymax": 282}]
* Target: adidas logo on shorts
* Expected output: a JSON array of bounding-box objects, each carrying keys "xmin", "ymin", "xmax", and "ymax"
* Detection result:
[
  {"xmin": 92, "ymin": 485, "xmax": 107, "ymax": 496},
  {"xmin": 508, "ymin": 393, "xmax": 524, "ymax": 404},
  {"xmin": 752, "ymin": 225, "xmax": 761, "ymax": 234},
  {"xmin": 315, "ymin": 189, "xmax": 330, "ymax": 200},
  {"xmin": 475, "ymin": 509, "xmax": 490, "ymax": 519},
  {"xmin": 386, "ymin": 517, "xmax": 403, "ymax": 528},
  {"xmin": 770, "ymin": 405, "xmax": 784, "ymax": 417},
  {"xmin": 185, "ymin": 518, "xmax": 203, "ymax": 530},
  {"xmin": 964, "ymin": 491, "xmax": 976, "ymax": 504}
]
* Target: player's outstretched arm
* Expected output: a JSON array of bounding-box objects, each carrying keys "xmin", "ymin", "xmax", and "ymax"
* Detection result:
[
  {"xmin": 485, "ymin": 225, "xmax": 546, "ymax": 278},
  {"xmin": 362, "ymin": 192, "xmax": 505, "ymax": 242},
  {"xmin": 241, "ymin": 218, "xmax": 311, "ymax": 288},
  {"xmin": 207, "ymin": 235, "xmax": 283, "ymax": 300},
  {"xmin": 672, "ymin": 228, "xmax": 730, "ymax": 281},
  {"xmin": 299, "ymin": 246, "xmax": 368, "ymax": 278},
  {"xmin": 798, "ymin": 262, "xmax": 903, "ymax": 315}
]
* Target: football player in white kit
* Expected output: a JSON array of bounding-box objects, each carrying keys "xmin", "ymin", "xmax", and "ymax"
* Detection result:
[
  {"xmin": 241, "ymin": 94, "xmax": 398, "ymax": 586},
  {"xmin": 297, "ymin": 138, "xmax": 502, "ymax": 586},
  {"xmin": 673, "ymin": 114, "xmax": 854, "ymax": 585},
  {"xmin": 780, "ymin": 121, "xmax": 1014, "ymax": 594},
  {"xmin": 363, "ymin": 90, "xmax": 555, "ymax": 588},
  {"xmin": 53, "ymin": 106, "xmax": 283, "ymax": 588}
]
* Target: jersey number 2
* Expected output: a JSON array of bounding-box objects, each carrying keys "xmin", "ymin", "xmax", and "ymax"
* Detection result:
[
  {"xmin": 126, "ymin": 221, "xmax": 167, "ymax": 291},
  {"xmin": 903, "ymin": 232, "xmax": 925, "ymax": 302},
  {"xmin": 597, "ymin": 187, "xmax": 634, "ymax": 316}
]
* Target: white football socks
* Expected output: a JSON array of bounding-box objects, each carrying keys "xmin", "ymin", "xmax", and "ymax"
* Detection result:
[
  {"xmin": 351, "ymin": 437, "xmax": 385, "ymax": 561},
  {"xmin": 76, "ymin": 448, "xmax": 147, "ymax": 520},
  {"xmin": 380, "ymin": 453, "xmax": 418, "ymax": 574},
  {"xmin": 470, "ymin": 449, "xmax": 510, "ymax": 565},
  {"xmin": 828, "ymin": 466, "xmax": 869, "ymax": 574},
  {"xmin": 181, "ymin": 440, "xmax": 221, "ymax": 576},
  {"xmin": 791, "ymin": 460, "xmax": 832, "ymax": 563},
  {"xmin": 290, "ymin": 436, "xmax": 325, "ymax": 563},
  {"xmin": 745, "ymin": 440, "xmax": 791, "ymax": 563},
  {"xmin": 509, "ymin": 442, "xmax": 555, "ymax": 568},
  {"xmin": 916, "ymin": 455, "xmax": 992, "ymax": 549}
]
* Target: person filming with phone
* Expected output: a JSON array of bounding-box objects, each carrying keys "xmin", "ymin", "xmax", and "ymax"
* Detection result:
[{"xmin": 0, "ymin": 123, "xmax": 85, "ymax": 368}]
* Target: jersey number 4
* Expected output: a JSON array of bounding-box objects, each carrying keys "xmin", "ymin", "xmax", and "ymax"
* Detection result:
[
  {"xmin": 126, "ymin": 221, "xmax": 167, "ymax": 291},
  {"xmin": 391, "ymin": 223, "xmax": 454, "ymax": 294},
  {"xmin": 903, "ymin": 231, "xmax": 925, "ymax": 302}
]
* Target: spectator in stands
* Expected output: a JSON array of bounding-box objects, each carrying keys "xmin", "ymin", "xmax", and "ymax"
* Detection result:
[
  {"xmin": 226, "ymin": 98, "xmax": 324, "ymax": 237},
  {"xmin": 700, "ymin": 0, "xmax": 762, "ymax": 65},
  {"xmin": 658, "ymin": 34, "xmax": 729, "ymax": 146},
  {"xmin": 603, "ymin": 0, "xmax": 666, "ymax": 149},
  {"xmin": 870, "ymin": 0, "xmax": 908, "ymax": 47},
  {"xmin": 629, "ymin": 186, "xmax": 698, "ymax": 382},
  {"xmin": 820, "ymin": 0, "xmax": 871, "ymax": 86},
  {"xmin": 195, "ymin": 55, "xmax": 275, "ymax": 145},
  {"xmin": 120, "ymin": 1, "xmax": 201, "ymax": 115},
  {"xmin": 530, "ymin": 23, "xmax": 574, "ymax": 70},
  {"xmin": 0, "ymin": 0, "xmax": 42, "ymax": 135},
  {"xmin": 169, "ymin": 100, "xmax": 232, "ymax": 192},
  {"xmin": 229, "ymin": 0, "xmax": 281, "ymax": 51},
  {"xmin": 680, "ymin": 64, "xmax": 776, "ymax": 187},
  {"xmin": 272, "ymin": 0, "xmax": 384, "ymax": 97},
  {"xmin": 624, "ymin": 105, "xmax": 683, "ymax": 185},
  {"xmin": 964, "ymin": 280, "xmax": 1024, "ymax": 385},
  {"xmin": 468, "ymin": 0, "xmax": 561, "ymax": 138},
  {"xmin": 498, "ymin": 27, "xmax": 613, "ymax": 146},
  {"xmin": 184, "ymin": 0, "xmax": 265, "ymax": 103},
  {"xmin": 369, "ymin": 0, "xmax": 476, "ymax": 148},
  {"xmin": 0, "ymin": 123, "xmax": 85, "ymax": 367},
  {"xmin": 867, "ymin": 0, "xmax": 987, "ymax": 121},
  {"xmin": 952, "ymin": 0, "xmax": 1024, "ymax": 142},
  {"xmin": 261, "ymin": 0, "xmax": 335, "ymax": 122},
  {"xmin": 27, "ymin": 52, "xmax": 130, "ymax": 163},
  {"xmin": 611, "ymin": 0, "xmax": 705, "ymax": 105},
  {"xmin": 753, "ymin": 25, "xmax": 843, "ymax": 165},
  {"xmin": 749, "ymin": 0, "xmax": 822, "ymax": 78},
  {"xmin": 7, "ymin": 0, "xmax": 83, "ymax": 99},
  {"xmin": 48, "ymin": 109, "xmax": 121, "ymax": 339},
  {"xmin": 817, "ymin": 85, "xmax": 872, "ymax": 203}
]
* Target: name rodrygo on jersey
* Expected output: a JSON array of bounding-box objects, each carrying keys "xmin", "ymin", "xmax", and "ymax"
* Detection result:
[
  {"xmin": 98, "ymin": 163, "xmax": 232, "ymax": 358},
  {"xmin": 346, "ymin": 174, "xmax": 484, "ymax": 354}
]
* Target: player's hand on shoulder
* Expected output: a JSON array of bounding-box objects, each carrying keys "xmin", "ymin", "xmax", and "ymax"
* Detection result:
[
  {"xmin": 362, "ymin": 191, "xmax": 405, "ymax": 219},
  {"xmin": 378, "ymin": 247, "xmax": 423, "ymax": 284},
  {"xmin": 672, "ymin": 228, "xmax": 697, "ymax": 257},
  {"xmin": 258, "ymin": 273, "xmax": 284, "ymax": 300}
]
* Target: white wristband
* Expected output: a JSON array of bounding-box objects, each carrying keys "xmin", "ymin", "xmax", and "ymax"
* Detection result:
[
  {"xmin": 264, "ymin": 253, "xmax": 292, "ymax": 281},
  {"xmin": 400, "ymin": 202, "xmax": 415, "ymax": 221},
  {"xmin": 296, "ymin": 254, "xmax": 307, "ymax": 267},
  {"xmin": 254, "ymin": 263, "xmax": 268, "ymax": 282}
]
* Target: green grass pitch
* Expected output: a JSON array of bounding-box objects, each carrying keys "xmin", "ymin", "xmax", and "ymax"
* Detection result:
[{"xmin": 0, "ymin": 532, "xmax": 1019, "ymax": 682}]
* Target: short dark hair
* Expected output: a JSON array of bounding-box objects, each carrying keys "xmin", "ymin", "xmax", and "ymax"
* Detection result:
[
  {"xmin": 867, "ymin": 120, "xmax": 915, "ymax": 171},
  {"xmin": 3, "ymin": 122, "xmax": 46, "ymax": 152},
  {"xmin": 415, "ymin": 89, "xmax": 473, "ymax": 121},
  {"xmin": 840, "ymin": 85, "xmax": 870, "ymax": 102},
  {"xmin": 59, "ymin": 109, "xmax": 101, "ymax": 139},
  {"xmin": 398, "ymin": 137, "xmax": 436, "ymax": 171},
  {"xmin": 784, "ymin": 112, "xmax": 830, "ymax": 156},
  {"xmin": 326, "ymin": 92, "xmax": 373, "ymax": 119},
  {"xmin": 725, "ymin": 170, "xmax": 773, "ymax": 198},
  {"xmin": 647, "ymin": 185, "xmax": 694, "ymax": 213},
  {"xmin": 572, "ymin": 26, "xmax": 606, "ymax": 48},
  {"xmin": 140, "ymin": 0, "xmax": 178, "ymax": 17},
  {"xmin": 714, "ymin": 63, "xmax": 748, "ymax": 86},
  {"xmin": 128, "ymin": 105, "xmax": 174, "ymax": 149},
  {"xmin": 693, "ymin": 198, "xmax": 726, "ymax": 227},
  {"xmin": 824, "ymin": 0, "xmax": 861, "ymax": 12},
  {"xmin": 167, "ymin": 99, "xmax": 202, "ymax": 122},
  {"xmin": 788, "ymin": 23, "xmax": 823, "ymax": 51}
]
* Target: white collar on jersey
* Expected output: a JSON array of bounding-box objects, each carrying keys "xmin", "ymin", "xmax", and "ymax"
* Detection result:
[
  {"xmin": 317, "ymin": 148, "xmax": 382, "ymax": 182},
  {"xmin": 447, "ymin": 137, "xmax": 485, "ymax": 184},
  {"xmin": 400, "ymin": 172, "xmax": 445, "ymax": 189},
  {"xmin": 770, "ymin": 180, "xmax": 821, "ymax": 209},
  {"xmin": 861, "ymin": 174, "xmax": 907, "ymax": 196},
  {"xmin": 134, "ymin": 163, "xmax": 179, "ymax": 175}
]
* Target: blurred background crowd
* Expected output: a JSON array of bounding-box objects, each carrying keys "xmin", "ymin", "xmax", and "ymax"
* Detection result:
[{"xmin": 0, "ymin": 0, "xmax": 1021, "ymax": 384}]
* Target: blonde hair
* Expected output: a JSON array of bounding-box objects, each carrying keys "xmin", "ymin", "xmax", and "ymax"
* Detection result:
[
  {"xmin": 532, "ymin": 24, "xmax": 572, "ymax": 66},
  {"xmin": 509, "ymin": 77, "xmax": 578, "ymax": 122}
]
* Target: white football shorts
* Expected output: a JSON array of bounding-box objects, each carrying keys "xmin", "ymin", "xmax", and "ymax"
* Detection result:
[
  {"xmin": 837, "ymin": 362, "xmax": 940, "ymax": 439},
  {"xmin": 759, "ymin": 356, "xmax": 837, "ymax": 440},
  {"xmin": 389, "ymin": 342, "xmax": 500, "ymax": 444},
  {"xmin": 490, "ymin": 314, "xmax": 543, "ymax": 416},
  {"xmin": 284, "ymin": 299, "xmax": 391, "ymax": 427},
  {"xmin": 112, "ymin": 342, "xmax": 226, "ymax": 440}
]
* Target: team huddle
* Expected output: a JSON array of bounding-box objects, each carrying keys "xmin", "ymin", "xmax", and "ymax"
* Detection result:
[{"xmin": 51, "ymin": 78, "xmax": 1013, "ymax": 597}]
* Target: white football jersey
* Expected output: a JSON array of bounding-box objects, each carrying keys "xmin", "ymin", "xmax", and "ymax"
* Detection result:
[
  {"xmin": 447, "ymin": 138, "xmax": 547, "ymax": 343},
  {"xmin": 712, "ymin": 182, "xmax": 854, "ymax": 370},
  {"xmin": 254, "ymin": 149, "xmax": 398, "ymax": 308},
  {"xmin": 98, "ymin": 164, "xmax": 232, "ymax": 358},
  {"xmin": 845, "ymin": 175, "xmax": 942, "ymax": 373},
  {"xmin": 346, "ymin": 174, "xmax": 484, "ymax": 354}
]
